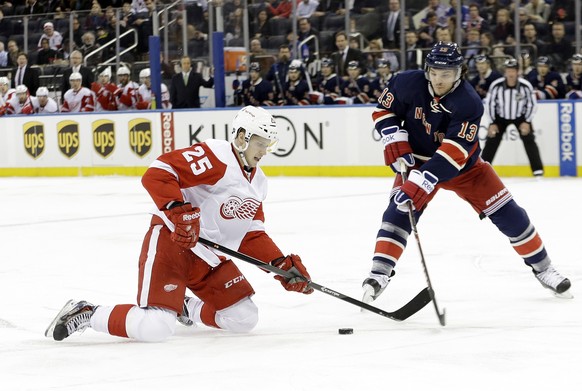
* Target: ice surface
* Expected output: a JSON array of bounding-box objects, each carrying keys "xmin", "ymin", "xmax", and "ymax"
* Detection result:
[{"xmin": 1, "ymin": 176, "xmax": 580, "ymax": 390}]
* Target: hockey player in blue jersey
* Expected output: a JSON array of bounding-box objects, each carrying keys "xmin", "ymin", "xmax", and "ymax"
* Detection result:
[
  {"xmin": 370, "ymin": 59, "xmax": 395, "ymax": 100},
  {"xmin": 525, "ymin": 56, "xmax": 566, "ymax": 100},
  {"xmin": 309, "ymin": 58, "xmax": 341, "ymax": 105},
  {"xmin": 565, "ymin": 54, "xmax": 582, "ymax": 99},
  {"xmin": 361, "ymin": 41, "xmax": 572, "ymax": 303},
  {"xmin": 280, "ymin": 60, "xmax": 310, "ymax": 106},
  {"xmin": 341, "ymin": 60, "xmax": 372, "ymax": 104},
  {"xmin": 237, "ymin": 62, "xmax": 275, "ymax": 107}
]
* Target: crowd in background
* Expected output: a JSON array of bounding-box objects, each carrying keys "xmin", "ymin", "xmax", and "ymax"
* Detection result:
[{"xmin": 0, "ymin": 0, "xmax": 581, "ymax": 114}]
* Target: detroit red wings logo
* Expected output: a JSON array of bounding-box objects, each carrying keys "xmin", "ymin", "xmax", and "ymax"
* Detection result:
[{"xmin": 220, "ymin": 196, "xmax": 261, "ymax": 220}]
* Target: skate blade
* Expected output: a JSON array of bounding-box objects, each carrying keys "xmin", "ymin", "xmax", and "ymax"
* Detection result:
[
  {"xmin": 361, "ymin": 285, "xmax": 375, "ymax": 312},
  {"xmin": 553, "ymin": 289, "xmax": 574, "ymax": 299},
  {"xmin": 44, "ymin": 299, "xmax": 75, "ymax": 338}
]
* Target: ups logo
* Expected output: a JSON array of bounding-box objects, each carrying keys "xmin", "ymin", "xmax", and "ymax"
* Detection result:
[
  {"xmin": 23, "ymin": 121, "xmax": 44, "ymax": 159},
  {"xmin": 128, "ymin": 118, "xmax": 152, "ymax": 157},
  {"xmin": 57, "ymin": 120, "xmax": 80, "ymax": 158},
  {"xmin": 93, "ymin": 119, "xmax": 115, "ymax": 158}
]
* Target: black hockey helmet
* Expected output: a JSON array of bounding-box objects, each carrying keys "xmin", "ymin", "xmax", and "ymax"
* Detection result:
[
  {"xmin": 249, "ymin": 62, "xmax": 261, "ymax": 72},
  {"xmin": 425, "ymin": 41, "xmax": 464, "ymax": 69},
  {"xmin": 321, "ymin": 57, "xmax": 334, "ymax": 68},
  {"xmin": 504, "ymin": 58, "xmax": 519, "ymax": 69},
  {"xmin": 536, "ymin": 56, "xmax": 551, "ymax": 66}
]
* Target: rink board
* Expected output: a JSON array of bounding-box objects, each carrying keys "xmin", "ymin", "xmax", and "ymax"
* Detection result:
[{"xmin": 0, "ymin": 102, "xmax": 579, "ymax": 177}]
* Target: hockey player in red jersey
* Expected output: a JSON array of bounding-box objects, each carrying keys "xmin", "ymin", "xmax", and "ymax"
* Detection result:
[
  {"xmin": 135, "ymin": 68, "xmax": 171, "ymax": 109},
  {"xmin": 3, "ymin": 84, "xmax": 34, "ymax": 115},
  {"xmin": 361, "ymin": 42, "xmax": 571, "ymax": 304},
  {"xmin": 46, "ymin": 106, "xmax": 313, "ymax": 342},
  {"xmin": 61, "ymin": 72, "xmax": 95, "ymax": 112},
  {"xmin": 116, "ymin": 66, "xmax": 139, "ymax": 110},
  {"xmin": 91, "ymin": 67, "xmax": 120, "ymax": 111}
]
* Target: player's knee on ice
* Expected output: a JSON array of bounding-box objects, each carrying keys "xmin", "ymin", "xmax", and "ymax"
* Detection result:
[
  {"xmin": 127, "ymin": 307, "xmax": 177, "ymax": 342},
  {"xmin": 215, "ymin": 297, "xmax": 258, "ymax": 333}
]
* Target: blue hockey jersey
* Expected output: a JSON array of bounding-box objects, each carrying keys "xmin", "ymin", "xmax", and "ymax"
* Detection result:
[{"xmin": 372, "ymin": 70, "xmax": 483, "ymax": 182}]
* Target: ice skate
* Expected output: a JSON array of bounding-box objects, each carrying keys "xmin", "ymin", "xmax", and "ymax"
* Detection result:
[
  {"xmin": 362, "ymin": 271, "xmax": 394, "ymax": 305},
  {"xmin": 177, "ymin": 296, "xmax": 194, "ymax": 327},
  {"xmin": 533, "ymin": 266, "xmax": 573, "ymax": 298},
  {"xmin": 45, "ymin": 300, "xmax": 95, "ymax": 341}
]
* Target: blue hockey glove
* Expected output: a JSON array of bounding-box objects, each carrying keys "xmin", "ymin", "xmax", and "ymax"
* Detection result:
[
  {"xmin": 380, "ymin": 126, "xmax": 415, "ymax": 173},
  {"xmin": 394, "ymin": 170, "xmax": 438, "ymax": 212}
]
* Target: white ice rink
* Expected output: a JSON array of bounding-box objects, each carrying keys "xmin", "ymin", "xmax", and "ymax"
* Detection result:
[{"xmin": 1, "ymin": 175, "xmax": 581, "ymax": 390}]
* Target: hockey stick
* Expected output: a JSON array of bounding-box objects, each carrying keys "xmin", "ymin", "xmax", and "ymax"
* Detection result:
[
  {"xmin": 400, "ymin": 164, "xmax": 447, "ymax": 326},
  {"xmin": 198, "ymin": 237, "xmax": 432, "ymax": 322}
]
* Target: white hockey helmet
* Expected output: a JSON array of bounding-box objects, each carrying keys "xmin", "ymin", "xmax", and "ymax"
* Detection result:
[
  {"xmin": 231, "ymin": 106, "xmax": 278, "ymax": 152},
  {"xmin": 69, "ymin": 72, "xmax": 82, "ymax": 81},
  {"xmin": 15, "ymin": 84, "xmax": 28, "ymax": 94},
  {"xmin": 99, "ymin": 66, "xmax": 112, "ymax": 78},
  {"xmin": 139, "ymin": 68, "xmax": 151, "ymax": 79},
  {"xmin": 0, "ymin": 76, "xmax": 9, "ymax": 85},
  {"xmin": 36, "ymin": 86, "xmax": 49, "ymax": 96},
  {"xmin": 117, "ymin": 66, "xmax": 130, "ymax": 76}
]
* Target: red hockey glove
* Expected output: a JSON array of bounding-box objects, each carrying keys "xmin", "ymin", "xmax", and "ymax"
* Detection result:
[
  {"xmin": 394, "ymin": 169, "xmax": 438, "ymax": 213},
  {"xmin": 168, "ymin": 202, "xmax": 201, "ymax": 248},
  {"xmin": 380, "ymin": 126, "xmax": 415, "ymax": 173},
  {"xmin": 272, "ymin": 254, "xmax": 314, "ymax": 294}
]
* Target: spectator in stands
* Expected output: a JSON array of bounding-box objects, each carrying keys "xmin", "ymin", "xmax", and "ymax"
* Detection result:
[
  {"xmin": 464, "ymin": 3, "xmax": 488, "ymax": 33},
  {"xmin": 44, "ymin": 0, "xmax": 65, "ymax": 14},
  {"xmin": 463, "ymin": 28, "xmax": 482, "ymax": 77},
  {"xmin": 479, "ymin": 31, "xmax": 494, "ymax": 55},
  {"xmin": 132, "ymin": 0, "xmax": 156, "ymax": 59},
  {"xmin": 420, "ymin": 0, "xmax": 448, "ymax": 26},
  {"xmin": 22, "ymin": 0, "xmax": 45, "ymax": 17},
  {"xmin": 404, "ymin": 30, "xmax": 422, "ymax": 70},
  {"xmin": 0, "ymin": 9, "xmax": 13, "ymax": 38},
  {"xmin": 331, "ymin": 31, "xmax": 365, "ymax": 78},
  {"xmin": 223, "ymin": 0, "xmax": 242, "ymax": 21},
  {"xmin": 521, "ymin": 22, "xmax": 544, "ymax": 61},
  {"xmin": 492, "ymin": 8, "xmax": 514, "ymax": 44},
  {"xmin": 31, "ymin": 86, "xmax": 59, "ymax": 113},
  {"xmin": 61, "ymin": 72, "xmax": 95, "ymax": 112},
  {"xmin": 526, "ymin": 56, "xmax": 565, "ymax": 100},
  {"xmin": 0, "ymin": 2, "xmax": 14, "ymax": 16},
  {"xmin": 38, "ymin": 22, "xmax": 63, "ymax": 51},
  {"xmin": 116, "ymin": 66, "xmax": 139, "ymax": 110},
  {"xmin": 469, "ymin": 54, "xmax": 502, "ymax": 100},
  {"xmin": 6, "ymin": 39, "xmax": 19, "ymax": 67},
  {"xmin": 417, "ymin": 11, "xmax": 440, "ymax": 48},
  {"xmin": 120, "ymin": 2, "xmax": 135, "ymax": 28},
  {"xmin": 136, "ymin": 68, "xmax": 171, "ymax": 109},
  {"xmin": 516, "ymin": 7, "xmax": 534, "ymax": 36},
  {"xmin": 250, "ymin": 38, "xmax": 266, "ymax": 62},
  {"xmin": 71, "ymin": 0, "xmax": 92, "ymax": 11},
  {"xmin": 3, "ymin": 84, "xmax": 34, "ymax": 115},
  {"xmin": 266, "ymin": 0, "xmax": 293, "ymax": 19},
  {"xmin": 251, "ymin": 9, "xmax": 272, "ymax": 39},
  {"xmin": 297, "ymin": 17, "xmax": 318, "ymax": 63},
  {"xmin": 170, "ymin": 55, "xmax": 214, "ymax": 109},
  {"xmin": 541, "ymin": 22, "xmax": 573, "ymax": 73},
  {"xmin": 296, "ymin": 0, "xmax": 319, "ymax": 19},
  {"xmin": 364, "ymin": 38, "xmax": 399, "ymax": 73},
  {"xmin": 565, "ymin": 54, "xmax": 582, "ymax": 100},
  {"xmin": 446, "ymin": 0, "xmax": 469, "ymax": 27},
  {"xmin": 435, "ymin": 25, "xmax": 453, "ymax": 43},
  {"xmin": 36, "ymin": 38, "xmax": 58, "ymax": 65},
  {"xmin": 225, "ymin": 7, "xmax": 244, "ymax": 45},
  {"xmin": 266, "ymin": 45, "xmax": 292, "ymax": 100},
  {"xmin": 524, "ymin": 0, "xmax": 550, "ymax": 24},
  {"xmin": 382, "ymin": 0, "xmax": 402, "ymax": 49},
  {"xmin": 0, "ymin": 42, "xmax": 7, "ymax": 67},
  {"xmin": 549, "ymin": 0, "xmax": 575, "ymax": 23},
  {"xmin": 237, "ymin": 62, "xmax": 275, "ymax": 106},
  {"xmin": 131, "ymin": 0, "xmax": 148, "ymax": 15},
  {"xmin": 85, "ymin": 3, "xmax": 108, "ymax": 31},
  {"xmin": 70, "ymin": 17, "xmax": 85, "ymax": 48},
  {"xmin": 280, "ymin": 59, "xmax": 310, "ymax": 106},
  {"xmin": 61, "ymin": 50, "xmax": 94, "ymax": 99},
  {"xmin": 481, "ymin": 0, "xmax": 503, "ymax": 26},
  {"xmin": 79, "ymin": 32, "xmax": 101, "ymax": 67},
  {"xmin": 12, "ymin": 53, "xmax": 39, "ymax": 94}
]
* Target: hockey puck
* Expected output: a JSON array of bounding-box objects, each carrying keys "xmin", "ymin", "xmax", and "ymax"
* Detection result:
[{"xmin": 338, "ymin": 328, "xmax": 353, "ymax": 335}]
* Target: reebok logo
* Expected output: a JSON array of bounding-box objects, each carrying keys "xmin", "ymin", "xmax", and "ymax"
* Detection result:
[{"xmin": 182, "ymin": 212, "xmax": 200, "ymax": 221}]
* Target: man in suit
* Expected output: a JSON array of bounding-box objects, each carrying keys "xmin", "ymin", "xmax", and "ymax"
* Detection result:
[
  {"xmin": 12, "ymin": 52, "xmax": 39, "ymax": 94},
  {"xmin": 331, "ymin": 31, "xmax": 364, "ymax": 78},
  {"xmin": 61, "ymin": 50, "xmax": 94, "ymax": 102},
  {"xmin": 382, "ymin": 0, "xmax": 402, "ymax": 49},
  {"xmin": 170, "ymin": 56, "xmax": 214, "ymax": 109}
]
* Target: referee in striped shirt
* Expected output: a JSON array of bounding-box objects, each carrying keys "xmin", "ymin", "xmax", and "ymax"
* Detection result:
[{"xmin": 481, "ymin": 58, "xmax": 544, "ymax": 177}]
